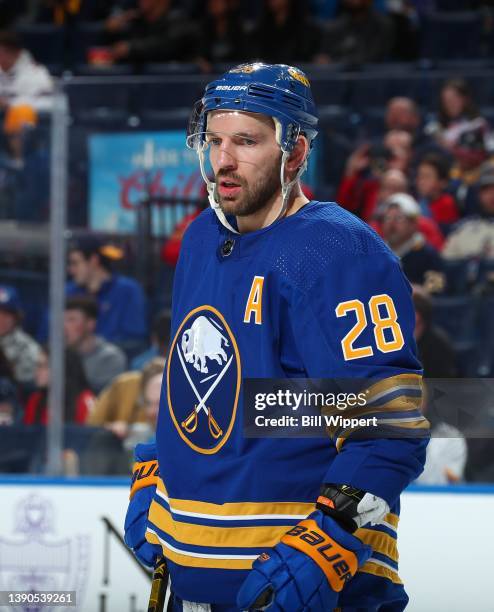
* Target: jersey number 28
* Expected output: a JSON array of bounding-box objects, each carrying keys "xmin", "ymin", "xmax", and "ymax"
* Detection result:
[{"xmin": 335, "ymin": 294, "xmax": 404, "ymax": 361}]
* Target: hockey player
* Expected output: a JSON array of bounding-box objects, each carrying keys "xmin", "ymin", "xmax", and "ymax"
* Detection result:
[{"xmin": 124, "ymin": 63, "xmax": 429, "ymax": 611}]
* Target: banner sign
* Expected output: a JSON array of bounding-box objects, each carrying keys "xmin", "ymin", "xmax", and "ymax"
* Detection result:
[{"xmin": 89, "ymin": 131, "xmax": 204, "ymax": 235}]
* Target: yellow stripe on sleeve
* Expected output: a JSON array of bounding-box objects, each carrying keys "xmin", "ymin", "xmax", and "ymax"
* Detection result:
[
  {"xmin": 148, "ymin": 501, "xmax": 294, "ymax": 549},
  {"xmin": 356, "ymin": 529, "xmax": 399, "ymax": 563},
  {"xmin": 358, "ymin": 560, "xmax": 403, "ymax": 585}
]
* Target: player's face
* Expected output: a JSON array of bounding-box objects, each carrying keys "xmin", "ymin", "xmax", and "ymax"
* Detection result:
[{"xmin": 206, "ymin": 111, "xmax": 282, "ymax": 218}]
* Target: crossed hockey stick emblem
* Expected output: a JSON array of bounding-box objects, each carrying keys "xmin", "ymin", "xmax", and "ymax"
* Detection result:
[{"xmin": 177, "ymin": 345, "xmax": 232, "ymax": 439}]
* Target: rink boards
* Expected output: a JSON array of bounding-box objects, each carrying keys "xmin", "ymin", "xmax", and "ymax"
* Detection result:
[{"xmin": 0, "ymin": 478, "xmax": 492, "ymax": 612}]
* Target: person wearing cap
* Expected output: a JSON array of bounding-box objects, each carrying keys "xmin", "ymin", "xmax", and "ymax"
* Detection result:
[
  {"xmin": 381, "ymin": 193, "xmax": 445, "ymax": 291},
  {"xmin": 66, "ymin": 236, "xmax": 148, "ymax": 348},
  {"xmin": 443, "ymin": 161, "xmax": 494, "ymax": 261},
  {"xmin": 0, "ymin": 285, "xmax": 41, "ymax": 386}
]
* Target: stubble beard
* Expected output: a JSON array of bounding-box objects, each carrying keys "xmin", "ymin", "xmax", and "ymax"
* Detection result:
[{"xmin": 216, "ymin": 157, "xmax": 282, "ymax": 218}]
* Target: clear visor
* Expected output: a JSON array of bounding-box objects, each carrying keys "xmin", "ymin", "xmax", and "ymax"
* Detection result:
[{"xmin": 186, "ymin": 100, "xmax": 206, "ymax": 150}]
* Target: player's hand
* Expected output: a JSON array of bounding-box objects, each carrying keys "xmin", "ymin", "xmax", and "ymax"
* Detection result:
[
  {"xmin": 124, "ymin": 443, "xmax": 161, "ymax": 568},
  {"xmin": 237, "ymin": 510, "xmax": 372, "ymax": 611}
]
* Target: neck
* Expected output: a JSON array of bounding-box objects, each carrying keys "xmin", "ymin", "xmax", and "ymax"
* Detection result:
[
  {"xmin": 86, "ymin": 268, "xmax": 111, "ymax": 293},
  {"xmin": 236, "ymin": 184, "xmax": 309, "ymax": 233}
]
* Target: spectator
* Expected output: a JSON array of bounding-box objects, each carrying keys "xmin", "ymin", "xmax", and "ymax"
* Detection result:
[
  {"xmin": 64, "ymin": 295, "xmax": 127, "ymax": 394},
  {"xmin": 86, "ymin": 369, "xmax": 142, "ymax": 433},
  {"xmin": 449, "ymin": 119, "xmax": 492, "ymax": 216},
  {"xmin": 0, "ymin": 346, "xmax": 18, "ymax": 425},
  {"xmin": 385, "ymin": 96, "xmax": 438, "ymax": 157},
  {"xmin": 412, "ymin": 287, "xmax": 466, "ymax": 485},
  {"xmin": 413, "ymin": 286, "xmax": 457, "ymax": 379},
  {"xmin": 415, "ymin": 414, "xmax": 467, "ymax": 485},
  {"xmin": 0, "ymin": 285, "xmax": 41, "ymax": 386},
  {"xmin": 425, "ymin": 79, "xmax": 491, "ymax": 216},
  {"xmin": 130, "ymin": 309, "xmax": 170, "ymax": 370},
  {"xmin": 0, "ymin": 31, "xmax": 54, "ymax": 164},
  {"xmin": 66, "ymin": 236, "xmax": 148, "ymax": 347},
  {"xmin": 415, "ymin": 153, "xmax": 460, "ymax": 231},
  {"xmin": 124, "ymin": 356, "xmax": 165, "ymax": 449},
  {"xmin": 426, "ymin": 78, "xmax": 487, "ymax": 154},
  {"xmin": 336, "ymin": 131, "xmax": 412, "ymax": 221},
  {"xmin": 375, "ymin": 168, "xmax": 409, "ymax": 208},
  {"xmin": 106, "ymin": 0, "xmax": 198, "ymax": 65},
  {"xmin": 372, "ymin": 182, "xmax": 445, "ymax": 252},
  {"xmin": 23, "ymin": 347, "xmax": 94, "ymax": 425},
  {"xmin": 316, "ymin": 0, "xmax": 394, "ymax": 65},
  {"xmin": 83, "ymin": 357, "xmax": 165, "ymax": 474},
  {"xmin": 195, "ymin": 0, "xmax": 250, "ymax": 72},
  {"xmin": 0, "ymin": 31, "xmax": 54, "ymax": 112},
  {"xmin": 443, "ymin": 162, "xmax": 494, "ymax": 261},
  {"xmin": 383, "ymin": 129, "xmax": 413, "ymax": 174},
  {"xmin": 381, "ymin": 193, "xmax": 445, "ymax": 291},
  {"xmin": 386, "ymin": 97, "xmax": 421, "ymax": 135},
  {"xmin": 0, "ymin": 377, "xmax": 18, "ymax": 425},
  {"xmin": 251, "ymin": 0, "xmax": 322, "ymax": 65}
]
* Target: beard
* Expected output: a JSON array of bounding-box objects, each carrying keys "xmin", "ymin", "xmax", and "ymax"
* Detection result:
[{"xmin": 215, "ymin": 155, "xmax": 282, "ymax": 218}]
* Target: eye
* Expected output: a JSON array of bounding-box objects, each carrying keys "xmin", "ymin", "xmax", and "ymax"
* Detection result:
[
  {"xmin": 206, "ymin": 137, "xmax": 221, "ymax": 147},
  {"xmin": 240, "ymin": 137, "xmax": 256, "ymax": 146}
]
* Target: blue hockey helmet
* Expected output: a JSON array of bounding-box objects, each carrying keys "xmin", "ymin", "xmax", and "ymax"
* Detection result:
[{"xmin": 187, "ymin": 62, "xmax": 318, "ymax": 153}]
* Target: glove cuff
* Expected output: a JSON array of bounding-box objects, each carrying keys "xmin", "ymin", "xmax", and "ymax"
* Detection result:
[
  {"xmin": 130, "ymin": 459, "xmax": 159, "ymax": 500},
  {"xmin": 281, "ymin": 517, "xmax": 358, "ymax": 592}
]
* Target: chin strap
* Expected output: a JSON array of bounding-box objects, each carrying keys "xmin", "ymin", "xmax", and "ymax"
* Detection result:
[
  {"xmin": 197, "ymin": 144, "xmax": 309, "ymax": 234},
  {"xmin": 199, "ymin": 146, "xmax": 239, "ymax": 234}
]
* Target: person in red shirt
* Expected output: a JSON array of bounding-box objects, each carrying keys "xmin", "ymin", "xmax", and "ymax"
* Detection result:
[
  {"xmin": 415, "ymin": 153, "xmax": 459, "ymax": 233},
  {"xmin": 23, "ymin": 348, "xmax": 94, "ymax": 425},
  {"xmin": 337, "ymin": 131, "xmax": 414, "ymax": 222}
]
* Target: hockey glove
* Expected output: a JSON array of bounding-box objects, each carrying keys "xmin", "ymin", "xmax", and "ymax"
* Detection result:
[
  {"xmin": 124, "ymin": 442, "xmax": 161, "ymax": 568},
  {"xmin": 237, "ymin": 509, "xmax": 372, "ymax": 611}
]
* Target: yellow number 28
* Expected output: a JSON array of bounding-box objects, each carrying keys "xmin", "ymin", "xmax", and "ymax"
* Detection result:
[{"xmin": 335, "ymin": 294, "xmax": 405, "ymax": 361}]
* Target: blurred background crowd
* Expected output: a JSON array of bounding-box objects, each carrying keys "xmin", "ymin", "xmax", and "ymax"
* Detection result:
[{"xmin": 1, "ymin": 0, "xmax": 494, "ymax": 484}]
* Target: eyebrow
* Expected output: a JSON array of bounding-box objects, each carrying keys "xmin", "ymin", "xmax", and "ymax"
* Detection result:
[{"xmin": 206, "ymin": 130, "xmax": 262, "ymax": 139}]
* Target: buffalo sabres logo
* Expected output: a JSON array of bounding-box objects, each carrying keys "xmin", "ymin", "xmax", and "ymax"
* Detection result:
[{"xmin": 167, "ymin": 306, "xmax": 241, "ymax": 454}]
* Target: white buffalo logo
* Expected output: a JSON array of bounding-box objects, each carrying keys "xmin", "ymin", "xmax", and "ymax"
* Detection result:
[{"xmin": 181, "ymin": 316, "xmax": 229, "ymax": 373}]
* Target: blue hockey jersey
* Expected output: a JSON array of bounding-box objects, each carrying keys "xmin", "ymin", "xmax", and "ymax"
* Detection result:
[{"xmin": 147, "ymin": 201, "xmax": 429, "ymax": 608}]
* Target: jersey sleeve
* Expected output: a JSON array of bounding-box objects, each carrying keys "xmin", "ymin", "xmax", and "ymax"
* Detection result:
[{"xmin": 289, "ymin": 249, "xmax": 429, "ymax": 507}]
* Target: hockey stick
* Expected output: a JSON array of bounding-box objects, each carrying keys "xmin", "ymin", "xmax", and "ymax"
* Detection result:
[{"xmin": 148, "ymin": 556, "xmax": 169, "ymax": 612}]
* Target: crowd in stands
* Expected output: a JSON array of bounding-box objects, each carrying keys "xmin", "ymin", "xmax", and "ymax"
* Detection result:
[
  {"xmin": 1, "ymin": 1, "xmax": 494, "ymax": 483},
  {"xmin": 0, "ymin": 1, "xmax": 494, "ymax": 72}
]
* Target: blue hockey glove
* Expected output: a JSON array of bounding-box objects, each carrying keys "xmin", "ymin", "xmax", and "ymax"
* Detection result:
[
  {"xmin": 237, "ymin": 510, "xmax": 372, "ymax": 611},
  {"xmin": 124, "ymin": 442, "xmax": 162, "ymax": 568}
]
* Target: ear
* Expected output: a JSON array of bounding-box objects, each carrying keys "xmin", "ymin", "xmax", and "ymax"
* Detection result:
[{"xmin": 285, "ymin": 135, "xmax": 310, "ymax": 176}]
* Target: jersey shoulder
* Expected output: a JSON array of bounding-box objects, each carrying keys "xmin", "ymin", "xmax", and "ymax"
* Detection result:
[
  {"xmin": 267, "ymin": 202, "xmax": 397, "ymax": 293},
  {"xmin": 293, "ymin": 201, "xmax": 391, "ymax": 257}
]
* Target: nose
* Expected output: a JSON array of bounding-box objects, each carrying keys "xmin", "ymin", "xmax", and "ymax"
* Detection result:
[{"xmin": 216, "ymin": 141, "xmax": 237, "ymax": 170}]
